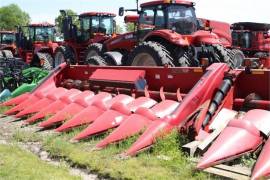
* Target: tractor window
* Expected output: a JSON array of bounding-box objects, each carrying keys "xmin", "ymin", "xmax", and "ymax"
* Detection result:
[
  {"xmin": 91, "ymin": 17, "xmax": 100, "ymax": 33},
  {"xmin": 81, "ymin": 17, "xmax": 91, "ymax": 31},
  {"xmin": 29, "ymin": 27, "xmax": 35, "ymax": 40},
  {"xmin": 1, "ymin": 34, "xmax": 15, "ymax": 44},
  {"xmin": 139, "ymin": 8, "xmax": 155, "ymax": 30},
  {"xmin": 100, "ymin": 17, "xmax": 113, "ymax": 35},
  {"xmin": 35, "ymin": 27, "xmax": 55, "ymax": 41},
  {"xmin": 167, "ymin": 5, "xmax": 197, "ymax": 34},
  {"xmin": 232, "ymin": 31, "xmax": 252, "ymax": 48},
  {"xmin": 155, "ymin": 10, "xmax": 165, "ymax": 28}
]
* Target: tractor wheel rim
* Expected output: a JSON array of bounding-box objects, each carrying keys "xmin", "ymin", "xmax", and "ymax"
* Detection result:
[
  {"xmin": 86, "ymin": 50, "xmax": 98, "ymax": 60},
  {"xmin": 132, "ymin": 53, "xmax": 157, "ymax": 66},
  {"xmin": 55, "ymin": 52, "xmax": 65, "ymax": 67},
  {"xmin": 234, "ymin": 54, "xmax": 244, "ymax": 68}
]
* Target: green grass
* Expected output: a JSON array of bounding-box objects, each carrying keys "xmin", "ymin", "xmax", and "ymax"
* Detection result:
[
  {"xmin": 14, "ymin": 127, "xmax": 211, "ymax": 180},
  {"xmin": 0, "ymin": 106, "xmax": 11, "ymax": 114},
  {"xmin": 0, "ymin": 144, "xmax": 81, "ymax": 180}
]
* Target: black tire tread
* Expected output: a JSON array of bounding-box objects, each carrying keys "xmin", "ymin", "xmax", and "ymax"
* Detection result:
[
  {"xmin": 86, "ymin": 55, "xmax": 107, "ymax": 66},
  {"xmin": 2, "ymin": 50, "xmax": 13, "ymax": 58},
  {"xmin": 84, "ymin": 43, "xmax": 103, "ymax": 61},
  {"xmin": 127, "ymin": 41, "xmax": 175, "ymax": 67},
  {"xmin": 37, "ymin": 52, "xmax": 54, "ymax": 70},
  {"xmin": 54, "ymin": 45, "xmax": 76, "ymax": 66}
]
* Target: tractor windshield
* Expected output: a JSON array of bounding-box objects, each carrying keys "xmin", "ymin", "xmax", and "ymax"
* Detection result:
[
  {"xmin": 232, "ymin": 31, "xmax": 252, "ymax": 48},
  {"xmin": 91, "ymin": 16, "xmax": 114, "ymax": 35},
  {"xmin": 79, "ymin": 16, "xmax": 114, "ymax": 42},
  {"xmin": 29, "ymin": 26, "xmax": 55, "ymax": 42},
  {"xmin": 1, "ymin": 33, "xmax": 15, "ymax": 44},
  {"xmin": 167, "ymin": 5, "xmax": 197, "ymax": 35}
]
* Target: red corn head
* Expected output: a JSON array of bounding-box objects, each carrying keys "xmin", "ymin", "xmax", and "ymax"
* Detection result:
[
  {"xmin": 0, "ymin": 92, "xmax": 30, "ymax": 106},
  {"xmin": 96, "ymin": 114, "xmax": 151, "ymax": 149},
  {"xmin": 251, "ymin": 138, "xmax": 270, "ymax": 180}
]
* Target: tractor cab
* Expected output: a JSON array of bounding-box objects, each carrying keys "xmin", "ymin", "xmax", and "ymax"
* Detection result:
[
  {"xmin": 231, "ymin": 22, "xmax": 270, "ymax": 51},
  {"xmin": 61, "ymin": 11, "xmax": 116, "ymax": 44},
  {"xmin": 138, "ymin": 0, "xmax": 198, "ymax": 36},
  {"xmin": 16, "ymin": 23, "xmax": 56, "ymax": 51},
  {"xmin": 0, "ymin": 31, "xmax": 16, "ymax": 46}
]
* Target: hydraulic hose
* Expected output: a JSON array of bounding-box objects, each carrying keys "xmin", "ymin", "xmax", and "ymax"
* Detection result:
[{"xmin": 202, "ymin": 77, "xmax": 233, "ymax": 128}]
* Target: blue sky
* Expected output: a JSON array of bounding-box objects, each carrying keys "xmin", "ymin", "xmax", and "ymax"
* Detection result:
[{"xmin": 1, "ymin": 0, "xmax": 270, "ymax": 26}]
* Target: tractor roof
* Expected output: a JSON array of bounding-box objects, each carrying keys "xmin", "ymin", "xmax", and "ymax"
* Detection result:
[
  {"xmin": 29, "ymin": 22, "xmax": 55, "ymax": 27},
  {"xmin": 231, "ymin": 22, "xmax": 270, "ymax": 31},
  {"xmin": 140, "ymin": 0, "xmax": 194, "ymax": 7},
  {"xmin": 79, "ymin": 12, "xmax": 116, "ymax": 17},
  {"xmin": 124, "ymin": 15, "xmax": 139, "ymax": 24}
]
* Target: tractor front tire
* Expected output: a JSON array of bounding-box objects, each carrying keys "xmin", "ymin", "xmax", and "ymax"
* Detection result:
[
  {"xmin": 228, "ymin": 49, "xmax": 245, "ymax": 68},
  {"xmin": 37, "ymin": 53, "xmax": 54, "ymax": 70},
  {"xmin": 2, "ymin": 50, "xmax": 14, "ymax": 58},
  {"xmin": 212, "ymin": 44, "xmax": 237, "ymax": 68},
  {"xmin": 84, "ymin": 43, "xmax": 103, "ymax": 62},
  {"xmin": 54, "ymin": 46, "xmax": 76, "ymax": 67},
  {"xmin": 127, "ymin": 41, "xmax": 175, "ymax": 67},
  {"xmin": 86, "ymin": 56, "xmax": 107, "ymax": 66}
]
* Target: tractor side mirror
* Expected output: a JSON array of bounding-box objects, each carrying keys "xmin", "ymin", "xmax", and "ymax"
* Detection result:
[{"xmin": 119, "ymin": 7, "xmax": 125, "ymax": 16}]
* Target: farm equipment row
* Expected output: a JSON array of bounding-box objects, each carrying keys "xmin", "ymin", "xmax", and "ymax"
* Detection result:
[
  {"xmin": 1, "ymin": 0, "xmax": 270, "ymax": 70},
  {"xmin": 1, "ymin": 62, "xmax": 269, "ymax": 179}
]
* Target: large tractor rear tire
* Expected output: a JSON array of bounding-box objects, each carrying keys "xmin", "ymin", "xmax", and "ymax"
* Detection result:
[
  {"xmin": 2, "ymin": 50, "xmax": 14, "ymax": 58},
  {"xmin": 228, "ymin": 49, "xmax": 245, "ymax": 68},
  {"xmin": 86, "ymin": 56, "xmax": 107, "ymax": 66},
  {"xmin": 37, "ymin": 53, "xmax": 54, "ymax": 70},
  {"xmin": 54, "ymin": 46, "xmax": 76, "ymax": 67},
  {"xmin": 212, "ymin": 45, "xmax": 236, "ymax": 68},
  {"xmin": 178, "ymin": 52, "xmax": 191, "ymax": 67},
  {"xmin": 127, "ymin": 41, "xmax": 175, "ymax": 67},
  {"xmin": 84, "ymin": 43, "xmax": 103, "ymax": 62}
]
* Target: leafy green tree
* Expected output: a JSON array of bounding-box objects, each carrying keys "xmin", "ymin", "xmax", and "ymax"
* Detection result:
[
  {"xmin": 116, "ymin": 24, "xmax": 123, "ymax": 34},
  {"xmin": 0, "ymin": 4, "xmax": 30, "ymax": 31},
  {"xmin": 55, "ymin": 9, "xmax": 78, "ymax": 33},
  {"xmin": 125, "ymin": 23, "xmax": 136, "ymax": 32}
]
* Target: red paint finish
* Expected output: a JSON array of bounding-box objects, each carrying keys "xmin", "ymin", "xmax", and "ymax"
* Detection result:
[
  {"xmin": 252, "ymin": 138, "xmax": 270, "ymax": 180},
  {"xmin": 197, "ymin": 110, "xmax": 270, "ymax": 169},
  {"xmin": 141, "ymin": 0, "xmax": 194, "ymax": 7}
]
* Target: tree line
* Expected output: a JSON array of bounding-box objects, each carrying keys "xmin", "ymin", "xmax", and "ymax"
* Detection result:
[{"xmin": 0, "ymin": 4, "xmax": 134, "ymax": 33}]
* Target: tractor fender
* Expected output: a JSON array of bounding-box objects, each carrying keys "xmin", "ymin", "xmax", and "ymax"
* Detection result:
[
  {"xmin": 104, "ymin": 51, "xmax": 123, "ymax": 66},
  {"xmin": 143, "ymin": 30, "xmax": 190, "ymax": 46},
  {"xmin": 34, "ymin": 45, "xmax": 51, "ymax": 54},
  {"xmin": 0, "ymin": 45, "xmax": 16, "ymax": 55},
  {"xmin": 191, "ymin": 30, "xmax": 221, "ymax": 45},
  {"xmin": 104, "ymin": 32, "xmax": 137, "ymax": 52},
  {"xmin": 34, "ymin": 41, "xmax": 58, "ymax": 54}
]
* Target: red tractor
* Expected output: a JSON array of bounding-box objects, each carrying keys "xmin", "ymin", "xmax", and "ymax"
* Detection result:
[
  {"xmin": 0, "ymin": 31, "xmax": 16, "ymax": 58},
  {"xmin": 231, "ymin": 22, "xmax": 270, "ymax": 68},
  {"xmin": 53, "ymin": 10, "xmax": 116, "ymax": 66},
  {"xmin": 90, "ymin": 0, "xmax": 240, "ymax": 68},
  {"xmin": 16, "ymin": 23, "xmax": 59, "ymax": 70}
]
